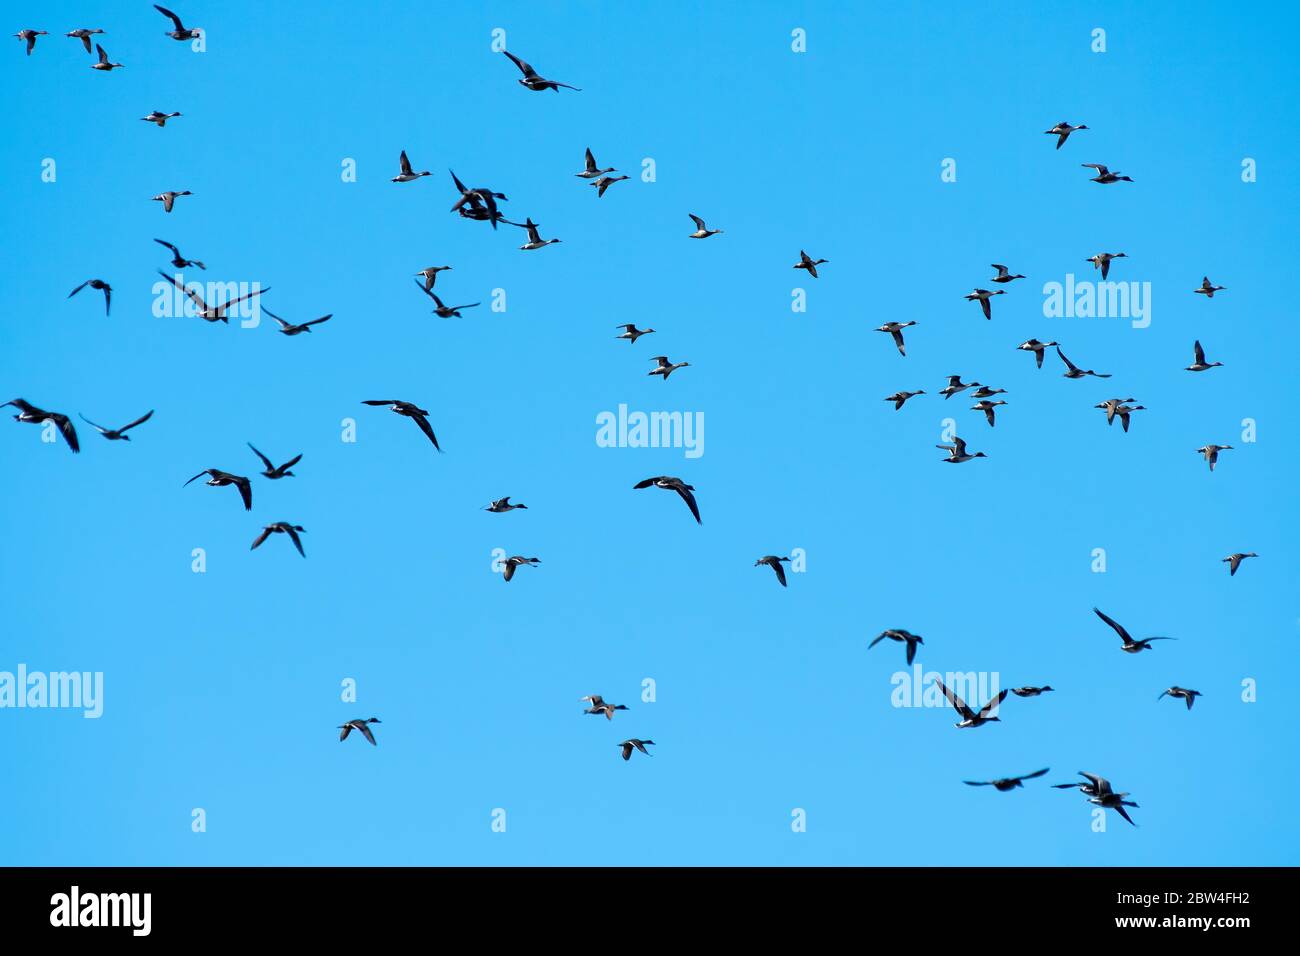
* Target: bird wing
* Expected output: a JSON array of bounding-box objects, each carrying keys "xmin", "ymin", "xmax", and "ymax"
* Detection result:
[
  {"xmin": 503, "ymin": 49, "xmax": 537, "ymax": 78},
  {"xmin": 155, "ymin": 5, "xmax": 185, "ymax": 30},
  {"xmin": 338, "ymin": 724, "xmax": 352, "ymax": 741},
  {"xmin": 1081, "ymin": 163, "xmax": 1108, "ymax": 173},
  {"xmin": 1055, "ymin": 346, "xmax": 1079, "ymax": 371},
  {"xmin": 1193, "ymin": 340, "xmax": 1206, "ymax": 365},
  {"xmin": 280, "ymin": 453, "xmax": 303, "ymax": 470},
  {"xmin": 286, "ymin": 526, "xmax": 305, "ymax": 557},
  {"xmin": 620, "ymin": 742, "xmax": 633, "ymax": 760},
  {"xmin": 96, "ymin": 43, "xmax": 108, "ymax": 63},
  {"xmin": 183, "ymin": 470, "xmax": 211, "ymax": 487},
  {"xmin": 250, "ymin": 527, "xmax": 272, "ymax": 550},
  {"xmin": 1114, "ymin": 804, "xmax": 1136, "ymax": 826},
  {"xmin": 980, "ymin": 297, "xmax": 992, "ymax": 320},
  {"xmin": 358, "ymin": 722, "xmax": 377, "ymax": 745},
  {"xmin": 890, "ymin": 328, "xmax": 906, "ymax": 354},
  {"xmin": 675, "ymin": 484, "xmax": 702, "ymax": 524},
  {"xmin": 1092, "ymin": 607, "xmax": 1132, "ymax": 644},
  {"xmin": 773, "ymin": 562, "xmax": 787, "ymax": 587},
  {"xmin": 978, "ymin": 689, "xmax": 1009, "ymax": 718},
  {"xmin": 584, "ymin": 147, "xmax": 597, "ymax": 172},
  {"xmin": 362, "ymin": 400, "xmax": 399, "ymax": 406},
  {"xmin": 120, "ymin": 409, "xmax": 154, "ymax": 432},
  {"xmin": 247, "ymin": 443, "xmax": 273, "ymax": 470},
  {"xmin": 399, "ymin": 150, "xmax": 413, "ymax": 175},
  {"xmin": 234, "ymin": 476, "xmax": 253, "ymax": 511},
  {"xmin": 154, "ymin": 238, "xmax": 181, "ymax": 256},
  {"xmin": 51, "ymin": 414, "xmax": 79, "ymax": 452},
  {"xmin": 220, "ymin": 286, "xmax": 266, "ymax": 310},
  {"xmin": 68, "ymin": 281, "xmax": 89, "ymax": 298},
  {"xmin": 302, "ymin": 315, "xmax": 332, "ymax": 327},
  {"xmin": 964, "ymin": 781, "xmax": 991, "ymax": 787},
  {"xmin": 1019, "ymin": 768, "xmax": 1050, "ymax": 781},
  {"xmin": 78, "ymin": 413, "xmax": 109, "ymax": 434},
  {"xmin": 411, "ymin": 412, "xmax": 440, "ymax": 450},
  {"xmin": 157, "ymin": 270, "xmax": 208, "ymax": 310},
  {"xmin": 633, "ymin": 477, "xmax": 661, "ymax": 489},
  {"xmin": 935, "ymin": 679, "xmax": 975, "ymax": 720},
  {"xmin": 1080, "ymin": 772, "xmax": 1111, "ymax": 795},
  {"xmin": 688, "ymin": 214, "xmax": 706, "ymax": 230},
  {"xmin": 503, "ymin": 561, "xmax": 516, "ymax": 582}
]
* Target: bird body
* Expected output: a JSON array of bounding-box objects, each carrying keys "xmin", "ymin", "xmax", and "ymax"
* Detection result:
[
  {"xmin": 362, "ymin": 401, "xmax": 440, "ymax": 450},
  {"xmin": 183, "ymin": 469, "xmax": 253, "ymax": 510}
]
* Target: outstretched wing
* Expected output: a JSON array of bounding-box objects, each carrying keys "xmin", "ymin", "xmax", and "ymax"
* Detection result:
[
  {"xmin": 978, "ymin": 688, "xmax": 1008, "ymax": 718},
  {"xmin": 502, "ymin": 49, "xmax": 537, "ymax": 79},
  {"xmin": 1092, "ymin": 607, "xmax": 1132, "ymax": 644},
  {"xmin": 675, "ymin": 484, "xmax": 702, "ymax": 524},
  {"xmin": 247, "ymin": 443, "xmax": 273, "ymax": 470},
  {"xmin": 411, "ymin": 412, "xmax": 440, "ymax": 451},
  {"xmin": 120, "ymin": 409, "xmax": 154, "ymax": 432},
  {"xmin": 285, "ymin": 526, "xmax": 306, "ymax": 557},
  {"xmin": 935, "ymin": 679, "xmax": 975, "ymax": 720}
]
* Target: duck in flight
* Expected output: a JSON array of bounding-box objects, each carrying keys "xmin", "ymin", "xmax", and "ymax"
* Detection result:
[
  {"xmin": 965, "ymin": 768, "xmax": 1050, "ymax": 791},
  {"xmin": 361, "ymin": 401, "xmax": 440, "ymax": 450},
  {"xmin": 1103, "ymin": 401, "xmax": 1144, "ymax": 433},
  {"xmin": 449, "ymin": 170, "xmax": 507, "ymax": 227},
  {"xmin": 687, "ymin": 214, "xmax": 723, "ymax": 239},
  {"xmin": 485, "ymin": 497, "xmax": 527, "ymax": 513},
  {"xmin": 939, "ymin": 376, "xmax": 980, "ymax": 400},
  {"xmin": 1010, "ymin": 685, "xmax": 1054, "ymax": 697},
  {"xmin": 338, "ymin": 717, "xmax": 380, "ymax": 746},
  {"xmin": 3, "ymin": 399, "xmax": 79, "ymax": 452},
  {"xmin": 884, "ymin": 389, "xmax": 925, "ymax": 410},
  {"xmin": 1185, "ymin": 340, "xmax": 1223, "ymax": 372},
  {"xmin": 155, "ymin": 5, "xmax": 200, "ymax": 41},
  {"xmin": 515, "ymin": 217, "xmax": 562, "ymax": 250},
  {"xmin": 1086, "ymin": 252, "xmax": 1127, "ymax": 279},
  {"xmin": 1044, "ymin": 121, "xmax": 1088, "ymax": 149},
  {"xmin": 964, "ymin": 288, "xmax": 1005, "ymax": 320},
  {"xmin": 648, "ymin": 356, "xmax": 690, "ymax": 380},
  {"xmin": 502, "ymin": 555, "xmax": 540, "ymax": 582},
  {"xmin": 251, "ymin": 522, "xmax": 306, "ymax": 557},
  {"xmin": 989, "ymin": 264, "xmax": 1025, "ymax": 284},
  {"xmin": 265, "ymin": 308, "xmax": 331, "ymax": 336},
  {"xmin": 154, "ymin": 238, "xmax": 203, "ymax": 269},
  {"xmin": 1082, "ymin": 773, "xmax": 1139, "ymax": 826},
  {"xmin": 794, "ymin": 251, "xmax": 828, "ymax": 279},
  {"xmin": 392, "ymin": 150, "xmax": 431, "ymax": 183},
  {"xmin": 1017, "ymin": 339, "xmax": 1058, "ymax": 369},
  {"xmin": 935, "ymin": 679, "xmax": 1008, "ymax": 728},
  {"xmin": 1051, "ymin": 772, "xmax": 1103, "ymax": 797},
  {"xmin": 66, "ymin": 28, "xmax": 105, "ymax": 54},
  {"xmin": 1222, "ymin": 552, "xmax": 1257, "ymax": 576},
  {"xmin": 590, "ymin": 175, "xmax": 629, "ymax": 198},
  {"xmin": 972, "ymin": 400, "xmax": 1007, "ymax": 427},
  {"xmin": 876, "ymin": 321, "xmax": 916, "ymax": 356},
  {"xmin": 413, "ymin": 280, "xmax": 479, "ymax": 318},
  {"xmin": 1093, "ymin": 607, "xmax": 1174, "ymax": 654},
  {"xmin": 79, "ymin": 409, "xmax": 153, "ymax": 441},
  {"xmin": 1056, "ymin": 346, "xmax": 1111, "ymax": 378},
  {"xmin": 151, "ymin": 190, "xmax": 192, "ymax": 212},
  {"xmin": 755, "ymin": 555, "xmax": 791, "ymax": 588},
  {"xmin": 1197, "ymin": 444, "xmax": 1232, "ymax": 472},
  {"xmin": 415, "ymin": 266, "xmax": 451, "ymax": 292},
  {"xmin": 869, "ymin": 629, "xmax": 924, "ymax": 666},
  {"xmin": 577, "ymin": 148, "xmax": 615, "ymax": 179},
  {"xmin": 1081, "ymin": 163, "xmax": 1133, "ymax": 184},
  {"xmin": 969, "ymin": 385, "xmax": 1006, "ymax": 400},
  {"xmin": 1095, "ymin": 397, "xmax": 1137, "ymax": 426},
  {"xmin": 247, "ymin": 443, "xmax": 301, "ymax": 480},
  {"xmin": 183, "ymin": 469, "xmax": 252, "ymax": 511},
  {"xmin": 1158, "ymin": 686, "xmax": 1202, "ymax": 711},
  {"xmin": 936, "ymin": 435, "xmax": 986, "ymax": 463},
  {"xmin": 619, "ymin": 739, "xmax": 654, "ymax": 761},
  {"xmin": 157, "ymin": 271, "xmax": 267, "ymax": 322},
  {"xmin": 1194, "ymin": 276, "xmax": 1225, "ymax": 298},
  {"xmin": 580, "ymin": 695, "xmax": 628, "ymax": 720},
  {"xmin": 90, "ymin": 43, "xmax": 123, "ymax": 71},
  {"xmin": 633, "ymin": 476, "xmax": 700, "ymax": 524},
  {"xmin": 616, "ymin": 324, "xmax": 654, "ymax": 344},
  {"xmin": 14, "ymin": 30, "xmax": 47, "ymax": 55},
  {"xmin": 502, "ymin": 49, "xmax": 580, "ymax": 91},
  {"xmin": 141, "ymin": 110, "xmax": 181, "ymax": 127},
  {"xmin": 68, "ymin": 279, "xmax": 112, "ymax": 316}
]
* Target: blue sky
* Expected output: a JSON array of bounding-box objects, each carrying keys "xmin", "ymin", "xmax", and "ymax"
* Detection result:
[{"xmin": 1, "ymin": 0, "xmax": 1296, "ymax": 865}]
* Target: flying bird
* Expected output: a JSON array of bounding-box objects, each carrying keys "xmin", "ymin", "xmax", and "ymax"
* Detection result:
[
  {"xmin": 936, "ymin": 435, "xmax": 986, "ymax": 463},
  {"xmin": 361, "ymin": 401, "xmax": 440, "ymax": 450},
  {"xmin": 1222, "ymin": 552, "xmax": 1257, "ymax": 576},
  {"xmin": 876, "ymin": 321, "xmax": 916, "ymax": 356},
  {"xmin": 154, "ymin": 238, "xmax": 204, "ymax": 268},
  {"xmin": 413, "ymin": 280, "xmax": 479, "ymax": 317},
  {"xmin": 939, "ymin": 376, "xmax": 980, "ymax": 400},
  {"xmin": 155, "ymin": 5, "xmax": 201, "ymax": 41},
  {"xmin": 590, "ymin": 175, "xmax": 629, "ymax": 198},
  {"xmin": 338, "ymin": 717, "xmax": 380, "ymax": 746},
  {"xmin": 141, "ymin": 110, "xmax": 181, "ymax": 127},
  {"xmin": 964, "ymin": 288, "xmax": 1005, "ymax": 320},
  {"xmin": 66, "ymin": 28, "xmax": 105, "ymax": 54},
  {"xmin": 1196, "ymin": 444, "xmax": 1233, "ymax": 472},
  {"xmin": 968, "ymin": 385, "xmax": 1006, "ymax": 400},
  {"xmin": 1010, "ymin": 686, "xmax": 1054, "ymax": 697},
  {"xmin": 251, "ymin": 522, "xmax": 306, "ymax": 557},
  {"xmin": 619, "ymin": 739, "xmax": 655, "ymax": 761},
  {"xmin": 615, "ymin": 324, "xmax": 654, "ymax": 344},
  {"xmin": 515, "ymin": 217, "xmax": 562, "ymax": 250},
  {"xmin": 415, "ymin": 266, "xmax": 451, "ymax": 292},
  {"xmin": 79, "ymin": 409, "xmax": 153, "ymax": 441},
  {"xmin": 1094, "ymin": 398, "xmax": 1144, "ymax": 432},
  {"xmin": 754, "ymin": 555, "xmax": 791, "ymax": 588},
  {"xmin": 935, "ymin": 679, "xmax": 1008, "ymax": 728},
  {"xmin": 1158, "ymin": 686, "xmax": 1201, "ymax": 711},
  {"xmin": 884, "ymin": 389, "xmax": 925, "ymax": 410},
  {"xmin": 3, "ymin": 399, "xmax": 79, "ymax": 452},
  {"xmin": 68, "ymin": 279, "xmax": 112, "ymax": 316},
  {"xmin": 183, "ymin": 469, "xmax": 253, "ymax": 511},
  {"xmin": 794, "ymin": 251, "xmax": 828, "ymax": 279},
  {"xmin": 1081, "ymin": 163, "xmax": 1133, "ymax": 184},
  {"xmin": 1056, "ymin": 346, "xmax": 1111, "ymax": 379},
  {"xmin": 869, "ymin": 629, "xmax": 924, "ymax": 666},
  {"xmin": 151, "ymin": 190, "xmax": 192, "ymax": 213},
  {"xmin": 484, "ymin": 497, "xmax": 527, "ymax": 513},
  {"xmin": 1016, "ymin": 339, "xmax": 1058, "ymax": 368},
  {"xmin": 633, "ymin": 476, "xmax": 701, "ymax": 524},
  {"xmin": 448, "ymin": 170, "xmax": 507, "ymax": 227},
  {"xmin": 502, "ymin": 555, "xmax": 540, "ymax": 582},
  {"xmin": 964, "ymin": 768, "xmax": 1050, "ymax": 791},
  {"xmin": 972, "ymin": 400, "xmax": 1007, "ymax": 427},
  {"xmin": 247, "ymin": 443, "xmax": 301, "ymax": 479},
  {"xmin": 265, "ymin": 308, "xmax": 331, "ymax": 336},
  {"xmin": 1085, "ymin": 252, "xmax": 1127, "ymax": 279},
  {"xmin": 1081, "ymin": 773, "xmax": 1139, "ymax": 826},
  {"xmin": 1044, "ymin": 121, "xmax": 1088, "ymax": 149},
  {"xmin": 14, "ymin": 30, "xmax": 47, "ymax": 55},
  {"xmin": 580, "ymin": 695, "xmax": 628, "ymax": 721},
  {"xmin": 392, "ymin": 150, "xmax": 431, "ymax": 183},
  {"xmin": 157, "ymin": 271, "xmax": 266, "ymax": 322},
  {"xmin": 1185, "ymin": 340, "xmax": 1223, "ymax": 372},
  {"xmin": 648, "ymin": 355, "xmax": 690, "ymax": 380},
  {"xmin": 687, "ymin": 214, "xmax": 723, "ymax": 239},
  {"xmin": 1093, "ymin": 607, "xmax": 1175, "ymax": 654},
  {"xmin": 1194, "ymin": 276, "xmax": 1225, "ymax": 298},
  {"xmin": 502, "ymin": 49, "xmax": 580, "ymax": 91},
  {"xmin": 576, "ymin": 148, "xmax": 615, "ymax": 179},
  {"xmin": 90, "ymin": 43, "xmax": 123, "ymax": 71},
  {"xmin": 989, "ymin": 264, "xmax": 1025, "ymax": 284}
]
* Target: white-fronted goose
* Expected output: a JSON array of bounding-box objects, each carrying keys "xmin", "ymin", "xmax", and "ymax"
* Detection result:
[
  {"xmin": 687, "ymin": 214, "xmax": 723, "ymax": 239},
  {"xmin": 965, "ymin": 768, "xmax": 1049, "ymax": 791},
  {"xmin": 183, "ymin": 469, "xmax": 252, "ymax": 510},
  {"xmin": 1085, "ymin": 252, "xmax": 1127, "ymax": 279},
  {"xmin": 1016, "ymin": 339, "xmax": 1058, "ymax": 368},
  {"xmin": 648, "ymin": 355, "xmax": 690, "ymax": 380},
  {"xmin": 68, "ymin": 278, "xmax": 112, "ymax": 316},
  {"xmin": 1222, "ymin": 552, "xmax": 1257, "ymax": 576},
  {"xmin": 502, "ymin": 555, "xmax": 540, "ymax": 582},
  {"xmin": 615, "ymin": 324, "xmax": 654, "ymax": 344},
  {"xmin": 1044, "ymin": 121, "xmax": 1088, "ymax": 149},
  {"xmin": 1197, "ymin": 444, "xmax": 1232, "ymax": 472},
  {"xmin": 141, "ymin": 110, "xmax": 181, "ymax": 127},
  {"xmin": 251, "ymin": 522, "xmax": 306, "ymax": 557},
  {"xmin": 884, "ymin": 389, "xmax": 925, "ymax": 410},
  {"xmin": 79, "ymin": 409, "xmax": 153, "ymax": 441},
  {"xmin": 155, "ymin": 6, "xmax": 200, "ymax": 41},
  {"xmin": 972, "ymin": 400, "xmax": 1007, "ymax": 427},
  {"xmin": 338, "ymin": 717, "xmax": 380, "ymax": 745},
  {"xmin": 1158, "ymin": 686, "xmax": 1201, "ymax": 711},
  {"xmin": 633, "ymin": 476, "xmax": 700, "ymax": 524},
  {"xmin": 515, "ymin": 217, "xmax": 561, "ymax": 250},
  {"xmin": 157, "ymin": 271, "xmax": 266, "ymax": 322},
  {"xmin": 152, "ymin": 190, "xmax": 191, "ymax": 213},
  {"xmin": 265, "ymin": 308, "xmax": 331, "ymax": 336},
  {"xmin": 577, "ymin": 147, "xmax": 614, "ymax": 179},
  {"xmin": 392, "ymin": 150, "xmax": 431, "ymax": 183},
  {"xmin": 1081, "ymin": 163, "xmax": 1133, "ymax": 184},
  {"xmin": 485, "ymin": 497, "xmax": 527, "ymax": 513},
  {"xmin": 755, "ymin": 555, "xmax": 791, "ymax": 588},
  {"xmin": 66, "ymin": 28, "xmax": 104, "ymax": 53},
  {"xmin": 1194, "ymin": 276, "xmax": 1225, "ymax": 298},
  {"xmin": 990, "ymin": 263, "xmax": 1025, "ymax": 284},
  {"xmin": 3, "ymin": 399, "xmax": 78, "ymax": 451},
  {"xmin": 154, "ymin": 238, "xmax": 203, "ymax": 268},
  {"xmin": 502, "ymin": 49, "xmax": 580, "ymax": 91},
  {"xmin": 90, "ymin": 43, "xmax": 123, "ymax": 70},
  {"xmin": 1185, "ymin": 340, "xmax": 1223, "ymax": 372},
  {"xmin": 14, "ymin": 30, "xmax": 47, "ymax": 55},
  {"xmin": 794, "ymin": 250, "xmax": 828, "ymax": 278},
  {"xmin": 361, "ymin": 400, "xmax": 440, "ymax": 450},
  {"xmin": 1056, "ymin": 346, "xmax": 1111, "ymax": 378},
  {"xmin": 964, "ymin": 288, "xmax": 1005, "ymax": 320},
  {"xmin": 591, "ymin": 175, "xmax": 629, "ymax": 198},
  {"xmin": 415, "ymin": 266, "xmax": 451, "ymax": 292},
  {"xmin": 580, "ymin": 695, "xmax": 627, "ymax": 720},
  {"xmin": 619, "ymin": 739, "xmax": 654, "ymax": 761},
  {"xmin": 1093, "ymin": 607, "xmax": 1174, "ymax": 654},
  {"xmin": 876, "ymin": 321, "xmax": 916, "ymax": 356},
  {"xmin": 936, "ymin": 435, "xmax": 987, "ymax": 463},
  {"xmin": 247, "ymin": 443, "xmax": 301, "ymax": 479},
  {"xmin": 869, "ymin": 629, "xmax": 924, "ymax": 665},
  {"xmin": 935, "ymin": 679, "xmax": 1008, "ymax": 728}
]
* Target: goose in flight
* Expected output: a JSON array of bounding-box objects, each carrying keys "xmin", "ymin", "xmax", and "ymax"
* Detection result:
[
  {"xmin": 875, "ymin": 321, "xmax": 916, "ymax": 356},
  {"xmin": 515, "ymin": 217, "xmax": 561, "ymax": 250},
  {"xmin": 1085, "ymin": 252, "xmax": 1127, "ymax": 279},
  {"xmin": 502, "ymin": 49, "xmax": 580, "ymax": 91},
  {"xmin": 484, "ymin": 497, "xmax": 527, "ymax": 513},
  {"xmin": 615, "ymin": 324, "xmax": 654, "ymax": 344},
  {"xmin": 247, "ymin": 444, "xmax": 301, "ymax": 479},
  {"xmin": 79, "ymin": 409, "xmax": 153, "ymax": 441},
  {"xmin": 183, "ymin": 469, "xmax": 252, "ymax": 511},
  {"xmin": 989, "ymin": 263, "xmax": 1025, "ymax": 284},
  {"xmin": 1044, "ymin": 121, "xmax": 1088, "ymax": 149},
  {"xmin": 935, "ymin": 679, "xmax": 1008, "ymax": 728},
  {"xmin": 1194, "ymin": 276, "xmax": 1225, "ymax": 298},
  {"xmin": 90, "ymin": 43, "xmax": 123, "ymax": 70},
  {"xmin": 794, "ymin": 251, "xmax": 828, "ymax": 279},
  {"xmin": 754, "ymin": 555, "xmax": 791, "ymax": 588},
  {"xmin": 1222, "ymin": 552, "xmax": 1257, "ymax": 576},
  {"xmin": 1093, "ymin": 607, "xmax": 1174, "ymax": 654},
  {"xmin": 1196, "ymin": 444, "xmax": 1232, "ymax": 472},
  {"xmin": 151, "ymin": 190, "xmax": 192, "ymax": 212},
  {"xmin": 251, "ymin": 522, "xmax": 306, "ymax": 557},
  {"xmin": 964, "ymin": 288, "xmax": 1005, "ymax": 320},
  {"xmin": 1010, "ymin": 685, "xmax": 1054, "ymax": 697},
  {"xmin": 1056, "ymin": 346, "xmax": 1110, "ymax": 379},
  {"xmin": 590, "ymin": 174, "xmax": 629, "ymax": 198},
  {"xmin": 3, "ymin": 399, "xmax": 79, "ymax": 452},
  {"xmin": 577, "ymin": 148, "xmax": 615, "ymax": 179},
  {"xmin": 1185, "ymin": 340, "xmax": 1223, "ymax": 372},
  {"xmin": 964, "ymin": 768, "xmax": 1049, "ymax": 791},
  {"xmin": 1157, "ymin": 686, "xmax": 1201, "ymax": 711},
  {"xmin": 68, "ymin": 278, "xmax": 112, "ymax": 316},
  {"xmin": 502, "ymin": 555, "xmax": 540, "ymax": 582},
  {"xmin": 1016, "ymin": 339, "xmax": 1058, "ymax": 369},
  {"xmin": 154, "ymin": 238, "xmax": 204, "ymax": 269},
  {"xmin": 14, "ymin": 30, "xmax": 47, "ymax": 55},
  {"xmin": 140, "ymin": 110, "xmax": 182, "ymax": 127},
  {"xmin": 361, "ymin": 401, "xmax": 440, "ymax": 450},
  {"xmin": 972, "ymin": 400, "xmax": 1007, "ymax": 427},
  {"xmin": 157, "ymin": 271, "xmax": 267, "ymax": 322},
  {"xmin": 66, "ymin": 28, "xmax": 105, "ymax": 54},
  {"xmin": 939, "ymin": 375, "xmax": 980, "ymax": 399},
  {"xmin": 648, "ymin": 355, "xmax": 690, "ymax": 380},
  {"xmin": 413, "ymin": 280, "xmax": 479, "ymax": 318},
  {"xmin": 415, "ymin": 266, "xmax": 452, "ymax": 292},
  {"xmin": 265, "ymin": 308, "xmax": 331, "ymax": 336},
  {"xmin": 338, "ymin": 717, "xmax": 380, "ymax": 746},
  {"xmin": 619, "ymin": 739, "xmax": 654, "ymax": 761},
  {"xmin": 869, "ymin": 629, "xmax": 924, "ymax": 666},
  {"xmin": 936, "ymin": 435, "xmax": 986, "ymax": 463},
  {"xmin": 633, "ymin": 476, "xmax": 701, "ymax": 524},
  {"xmin": 687, "ymin": 214, "xmax": 723, "ymax": 239},
  {"xmin": 884, "ymin": 389, "xmax": 925, "ymax": 410},
  {"xmin": 580, "ymin": 695, "xmax": 628, "ymax": 720},
  {"xmin": 392, "ymin": 150, "xmax": 431, "ymax": 183},
  {"xmin": 155, "ymin": 5, "xmax": 201, "ymax": 41},
  {"xmin": 1081, "ymin": 163, "xmax": 1133, "ymax": 184}
]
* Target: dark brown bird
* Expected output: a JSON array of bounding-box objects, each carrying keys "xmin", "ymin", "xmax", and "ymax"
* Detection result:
[
  {"xmin": 502, "ymin": 555, "xmax": 540, "ymax": 582},
  {"xmin": 68, "ymin": 279, "xmax": 112, "ymax": 316},
  {"xmin": 964, "ymin": 768, "xmax": 1049, "ymax": 791},
  {"xmin": 183, "ymin": 469, "xmax": 252, "ymax": 510},
  {"xmin": 338, "ymin": 717, "xmax": 380, "ymax": 745},
  {"xmin": 3, "ymin": 399, "xmax": 79, "ymax": 452},
  {"xmin": 633, "ymin": 476, "xmax": 700, "ymax": 524},
  {"xmin": 362, "ymin": 401, "xmax": 440, "ymax": 450},
  {"xmin": 755, "ymin": 555, "xmax": 791, "ymax": 587},
  {"xmin": 619, "ymin": 739, "xmax": 654, "ymax": 761},
  {"xmin": 79, "ymin": 409, "xmax": 153, "ymax": 441},
  {"xmin": 251, "ymin": 522, "xmax": 306, "ymax": 557}
]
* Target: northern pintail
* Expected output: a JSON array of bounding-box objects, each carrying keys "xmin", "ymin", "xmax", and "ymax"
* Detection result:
[
  {"xmin": 964, "ymin": 288, "xmax": 1005, "ymax": 320},
  {"xmin": 502, "ymin": 49, "xmax": 580, "ymax": 91},
  {"xmin": 794, "ymin": 251, "xmax": 828, "ymax": 279},
  {"xmin": 338, "ymin": 717, "xmax": 380, "ymax": 745},
  {"xmin": 1093, "ymin": 607, "xmax": 1174, "ymax": 654},
  {"xmin": 1222, "ymin": 552, "xmax": 1257, "ymax": 576},
  {"xmin": 1081, "ymin": 163, "xmax": 1133, "ymax": 184},
  {"xmin": 876, "ymin": 321, "xmax": 916, "ymax": 356},
  {"xmin": 1196, "ymin": 444, "xmax": 1232, "ymax": 472},
  {"xmin": 1185, "ymin": 340, "xmax": 1223, "ymax": 372},
  {"xmin": 79, "ymin": 409, "xmax": 153, "ymax": 441},
  {"xmin": 755, "ymin": 555, "xmax": 791, "ymax": 588},
  {"xmin": 1044, "ymin": 121, "xmax": 1088, "ymax": 149},
  {"xmin": 936, "ymin": 436, "xmax": 986, "ymax": 463}
]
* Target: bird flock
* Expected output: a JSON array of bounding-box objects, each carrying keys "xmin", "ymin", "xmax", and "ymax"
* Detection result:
[{"xmin": 7, "ymin": 10, "xmax": 1263, "ymax": 807}]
